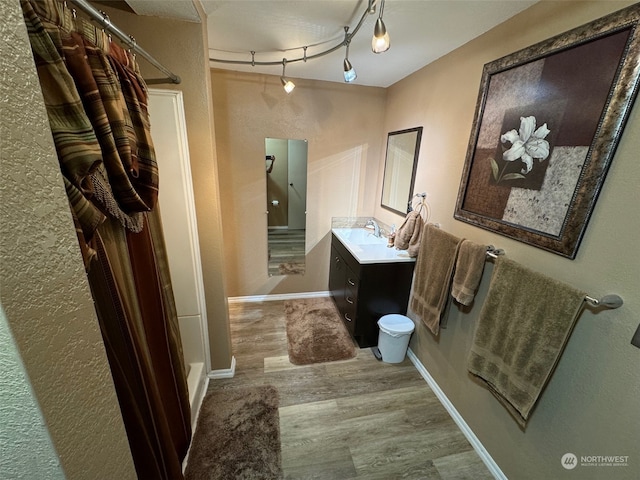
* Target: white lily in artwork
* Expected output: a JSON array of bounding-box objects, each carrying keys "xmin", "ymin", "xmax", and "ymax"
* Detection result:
[{"xmin": 500, "ymin": 115, "xmax": 550, "ymax": 174}]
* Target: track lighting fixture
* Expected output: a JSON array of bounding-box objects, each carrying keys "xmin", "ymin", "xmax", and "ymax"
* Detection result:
[
  {"xmin": 343, "ymin": 27, "xmax": 357, "ymax": 83},
  {"xmin": 372, "ymin": 0, "xmax": 390, "ymax": 53},
  {"xmin": 209, "ymin": 1, "xmax": 391, "ymax": 90},
  {"xmin": 280, "ymin": 59, "xmax": 295, "ymax": 94}
]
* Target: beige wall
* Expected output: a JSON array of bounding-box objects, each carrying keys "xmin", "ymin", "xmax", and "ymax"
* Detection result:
[
  {"xmin": 0, "ymin": 1, "xmax": 136, "ymax": 477},
  {"xmin": 212, "ymin": 70, "xmax": 387, "ymax": 296},
  {"xmin": 100, "ymin": 4, "xmax": 233, "ymax": 370},
  {"xmin": 1, "ymin": 307, "xmax": 66, "ymax": 479},
  {"xmin": 376, "ymin": 2, "xmax": 639, "ymax": 479}
]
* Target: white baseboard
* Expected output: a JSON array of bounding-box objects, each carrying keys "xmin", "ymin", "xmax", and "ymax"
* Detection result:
[
  {"xmin": 228, "ymin": 291, "xmax": 330, "ymax": 303},
  {"xmin": 407, "ymin": 349, "xmax": 506, "ymax": 480},
  {"xmin": 207, "ymin": 355, "xmax": 236, "ymax": 379}
]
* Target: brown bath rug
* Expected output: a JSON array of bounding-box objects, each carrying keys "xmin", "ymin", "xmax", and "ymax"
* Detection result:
[
  {"xmin": 284, "ymin": 297, "xmax": 358, "ymax": 365},
  {"xmin": 184, "ymin": 385, "xmax": 282, "ymax": 480}
]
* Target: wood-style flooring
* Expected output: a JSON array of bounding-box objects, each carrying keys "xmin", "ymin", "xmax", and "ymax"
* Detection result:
[
  {"xmin": 268, "ymin": 229, "xmax": 306, "ymax": 276},
  {"xmin": 207, "ymin": 299, "xmax": 494, "ymax": 480}
]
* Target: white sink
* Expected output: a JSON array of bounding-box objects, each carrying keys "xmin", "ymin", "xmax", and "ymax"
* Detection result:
[
  {"xmin": 332, "ymin": 227, "xmax": 387, "ymax": 245},
  {"xmin": 331, "ymin": 228, "xmax": 415, "ymax": 264}
]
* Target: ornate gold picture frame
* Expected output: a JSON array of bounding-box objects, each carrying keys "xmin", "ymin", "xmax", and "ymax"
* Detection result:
[{"xmin": 455, "ymin": 5, "xmax": 640, "ymax": 258}]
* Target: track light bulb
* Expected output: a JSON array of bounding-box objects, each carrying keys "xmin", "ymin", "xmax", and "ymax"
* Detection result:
[
  {"xmin": 343, "ymin": 36, "xmax": 357, "ymax": 83},
  {"xmin": 280, "ymin": 58, "xmax": 295, "ymax": 94},
  {"xmin": 343, "ymin": 58, "xmax": 357, "ymax": 83},
  {"xmin": 372, "ymin": 17, "xmax": 390, "ymax": 53},
  {"xmin": 281, "ymin": 77, "xmax": 295, "ymax": 93}
]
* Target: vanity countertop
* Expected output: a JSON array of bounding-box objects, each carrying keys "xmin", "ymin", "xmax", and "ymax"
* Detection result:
[{"xmin": 332, "ymin": 228, "xmax": 416, "ymax": 264}]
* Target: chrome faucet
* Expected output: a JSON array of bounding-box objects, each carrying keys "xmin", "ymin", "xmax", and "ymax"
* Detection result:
[{"xmin": 366, "ymin": 219, "xmax": 381, "ymax": 238}]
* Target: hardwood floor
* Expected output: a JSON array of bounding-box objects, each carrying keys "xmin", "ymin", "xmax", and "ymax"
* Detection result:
[
  {"xmin": 268, "ymin": 229, "xmax": 306, "ymax": 276},
  {"xmin": 207, "ymin": 299, "xmax": 494, "ymax": 479}
]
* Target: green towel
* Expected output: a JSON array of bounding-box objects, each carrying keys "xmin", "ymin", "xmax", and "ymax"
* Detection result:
[
  {"xmin": 409, "ymin": 224, "xmax": 463, "ymax": 335},
  {"xmin": 452, "ymin": 239, "xmax": 487, "ymax": 306},
  {"xmin": 468, "ymin": 257, "xmax": 586, "ymax": 427}
]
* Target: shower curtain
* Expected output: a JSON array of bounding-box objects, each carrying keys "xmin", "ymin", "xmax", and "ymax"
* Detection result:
[{"xmin": 21, "ymin": 1, "xmax": 191, "ymax": 478}]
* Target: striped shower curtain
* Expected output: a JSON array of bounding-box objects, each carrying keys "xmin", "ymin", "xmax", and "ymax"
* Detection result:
[{"xmin": 21, "ymin": 1, "xmax": 191, "ymax": 478}]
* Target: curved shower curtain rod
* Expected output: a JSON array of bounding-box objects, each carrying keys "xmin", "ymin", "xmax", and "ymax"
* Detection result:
[{"xmin": 69, "ymin": 0, "xmax": 181, "ymax": 84}]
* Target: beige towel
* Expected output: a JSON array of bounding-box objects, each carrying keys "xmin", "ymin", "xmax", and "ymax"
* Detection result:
[
  {"xmin": 393, "ymin": 210, "xmax": 424, "ymax": 258},
  {"xmin": 451, "ymin": 240, "xmax": 487, "ymax": 306},
  {"xmin": 467, "ymin": 257, "xmax": 586, "ymax": 427},
  {"xmin": 408, "ymin": 224, "xmax": 463, "ymax": 335}
]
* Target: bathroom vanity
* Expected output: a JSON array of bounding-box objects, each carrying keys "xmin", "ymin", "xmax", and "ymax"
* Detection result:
[{"xmin": 329, "ymin": 228, "xmax": 416, "ymax": 348}]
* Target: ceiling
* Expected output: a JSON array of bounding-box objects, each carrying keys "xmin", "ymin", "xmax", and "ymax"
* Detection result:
[{"xmin": 125, "ymin": 0, "xmax": 538, "ymax": 88}]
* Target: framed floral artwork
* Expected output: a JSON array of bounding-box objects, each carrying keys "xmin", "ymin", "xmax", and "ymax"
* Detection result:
[{"xmin": 454, "ymin": 4, "xmax": 640, "ymax": 259}]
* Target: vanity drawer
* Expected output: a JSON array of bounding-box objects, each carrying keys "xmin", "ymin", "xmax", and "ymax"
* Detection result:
[
  {"xmin": 343, "ymin": 266, "xmax": 358, "ymax": 335},
  {"xmin": 344, "ymin": 288, "xmax": 358, "ymax": 311},
  {"xmin": 345, "ymin": 268, "xmax": 359, "ymax": 293},
  {"xmin": 342, "ymin": 295, "xmax": 357, "ymax": 335},
  {"xmin": 342, "ymin": 308, "xmax": 356, "ymax": 335}
]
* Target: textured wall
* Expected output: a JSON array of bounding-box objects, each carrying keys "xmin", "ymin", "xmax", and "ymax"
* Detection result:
[
  {"xmin": 0, "ymin": 1, "xmax": 136, "ymax": 478},
  {"xmin": 211, "ymin": 70, "xmax": 387, "ymax": 297},
  {"xmin": 376, "ymin": 2, "xmax": 639, "ymax": 479},
  {"xmin": 0, "ymin": 307, "xmax": 65, "ymax": 480}
]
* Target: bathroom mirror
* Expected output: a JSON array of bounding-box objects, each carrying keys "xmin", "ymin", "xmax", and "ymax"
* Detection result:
[
  {"xmin": 380, "ymin": 127, "xmax": 423, "ymax": 216},
  {"xmin": 266, "ymin": 138, "xmax": 308, "ymax": 276}
]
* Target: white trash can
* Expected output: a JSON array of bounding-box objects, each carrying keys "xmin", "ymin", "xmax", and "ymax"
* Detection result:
[{"xmin": 377, "ymin": 314, "xmax": 415, "ymax": 363}]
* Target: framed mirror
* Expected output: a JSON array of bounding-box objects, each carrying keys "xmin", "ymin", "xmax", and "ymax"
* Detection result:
[
  {"xmin": 380, "ymin": 127, "xmax": 423, "ymax": 215},
  {"xmin": 265, "ymin": 137, "xmax": 308, "ymax": 276}
]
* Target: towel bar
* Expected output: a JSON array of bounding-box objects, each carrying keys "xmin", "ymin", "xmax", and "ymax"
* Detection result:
[
  {"xmin": 482, "ymin": 247, "xmax": 622, "ymax": 309},
  {"xmin": 585, "ymin": 294, "xmax": 623, "ymax": 309},
  {"xmin": 486, "ymin": 245, "xmax": 504, "ymax": 258}
]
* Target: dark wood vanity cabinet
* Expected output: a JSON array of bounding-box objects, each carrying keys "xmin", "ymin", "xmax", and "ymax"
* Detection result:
[{"xmin": 329, "ymin": 233, "xmax": 415, "ymax": 348}]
